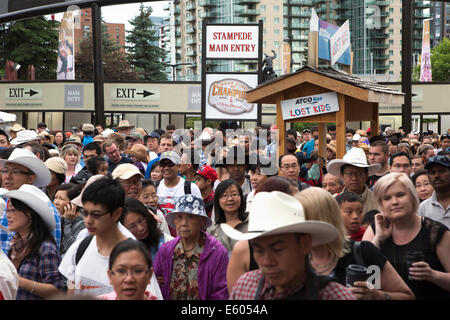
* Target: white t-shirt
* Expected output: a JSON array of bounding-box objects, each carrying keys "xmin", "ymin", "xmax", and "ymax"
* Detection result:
[
  {"xmin": 157, "ymin": 177, "xmax": 202, "ymax": 217},
  {"xmin": 76, "ymin": 222, "xmax": 133, "ymax": 242},
  {"xmin": 0, "ymin": 250, "xmax": 18, "ymax": 300},
  {"xmin": 59, "ymin": 228, "xmax": 163, "ymax": 299}
]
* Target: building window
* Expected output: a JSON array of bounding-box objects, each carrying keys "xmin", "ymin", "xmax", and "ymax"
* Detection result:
[
  {"xmin": 260, "ymin": 4, "xmax": 266, "ymax": 11},
  {"xmin": 274, "ymin": 5, "xmax": 279, "ymax": 12},
  {"xmin": 274, "ymin": 29, "xmax": 279, "ymax": 36},
  {"xmin": 274, "ymin": 17, "xmax": 279, "ymax": 24},
  {"xmin": 274, "ymin": 41, "xmax": 279, "ymax": 47}
]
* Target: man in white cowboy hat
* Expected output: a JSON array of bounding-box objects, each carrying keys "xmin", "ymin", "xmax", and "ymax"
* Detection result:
[
  {"xmin": 114, "ymin": 120, "xmax": 135, "ymax": 136},
  {"xmin": 0, "ymin": 148, "xmax": 61, "ymax": 254},
  {"xmin": 222, "ymin": 191, "xmax": 355, "ymax": 300},
  {"xmin": 327, "ymin": 147, "xmax": 381, "ymax": 215},
  {"xmin": 9, "ymin": 130, "xmax": 41, "ymax": 146}
]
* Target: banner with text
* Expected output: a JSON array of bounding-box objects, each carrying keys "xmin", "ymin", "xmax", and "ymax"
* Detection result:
[
  {"xmin": 281, "ymin": 92, "xmax": 339, "ymax": 120},
  {"xmin": 206, "ymin": 25, "xmax": 259, "ymax": 59},
  {"xmin": 420, "ymin": 19, "xmax": 432, "ymax": 82},
  {"xmin": 317, "ymin": 18, "xmax": 351, "ymax": 66}
]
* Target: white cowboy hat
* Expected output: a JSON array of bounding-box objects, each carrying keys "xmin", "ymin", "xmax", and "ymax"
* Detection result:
[
  {"xmin": 10, "ymin": 130, "xmax": 41, "ymax": 145},
  {"xmin": 220, "ymin": 191, "xmax": 338, "ymax": 246},
  {"xmin": 0, "ymin": 148, "xmax": 51, "ymax": 187},
  {"xmin": 327, "ymin": 147, "xmax": 381, "ymax": 177},
  {"xmin": 0, "ymin": 184, "xmax": 55, "ymax": 232}
]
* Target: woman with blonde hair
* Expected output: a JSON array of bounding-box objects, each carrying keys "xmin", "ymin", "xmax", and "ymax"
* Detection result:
[
  {"xmin": 296, "ymin": 187, "xmax": 414, "ymax": 300},
  {"xmin": 363, "ymin": 172, "xmax": 450, "ymax": 300},
  {"xmin": 60, "ymin": 144, "xmax": 82, "ymax": 184}
]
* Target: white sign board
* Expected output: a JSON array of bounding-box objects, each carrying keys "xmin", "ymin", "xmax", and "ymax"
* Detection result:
[
  {"xmin": 281, "ymin": 92, "xmax": 340, "ymax": 121},
  {"xmin": 205, "ymin": 73, "xmax": 258, "ymax": 120},
  {"xmin": 330, "ymin": 20, "xmax": 350, "ymax": 66},
  {"xmin": 206, "ymin": 25, "xmax": 259, "ymax": 59}
]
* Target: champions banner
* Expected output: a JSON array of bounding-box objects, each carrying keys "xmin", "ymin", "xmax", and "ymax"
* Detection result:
[
  {"xmin": 420, "ymin": 19, "xmax": 432, "ymax": 82},
  {"xmin": 57, "ymin": 11, "xmax": 75, "ymax": 80}
]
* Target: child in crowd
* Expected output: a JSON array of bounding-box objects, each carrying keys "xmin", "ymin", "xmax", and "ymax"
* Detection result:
[
  {"xmin": 86, "ymin": 156, "xmax": 108, "ymax": 176},
  {"xmin": 139, "ymin": 179, "xmax": 170, "ymax": 235},
  {"xmin": 335, "ymin": 192, "xmax": 366, "ymax": 242},
  {"xmin": 150, "ymin": 161, "xmax": 162, "ymax": 183}
]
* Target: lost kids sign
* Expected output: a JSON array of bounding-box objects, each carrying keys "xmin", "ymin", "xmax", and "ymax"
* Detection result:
[
  {"xmin": 206, "ymin": 25, "xmax": 259, "ymax": 59},
  {"xmin": 280, "ymin": 92, "xmax": 339, "ymax": 121}
]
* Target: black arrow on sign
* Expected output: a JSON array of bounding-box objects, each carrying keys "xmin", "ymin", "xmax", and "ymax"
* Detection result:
[
  {"xmin": 25, "ymin": 89, "xmax": 39, "ymax": 97},
  {"xmin": 136, "ymin": 90, "xmax": 154, "ymax": 98}
]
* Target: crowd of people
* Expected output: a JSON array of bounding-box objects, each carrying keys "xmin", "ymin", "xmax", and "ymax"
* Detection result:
[{"xmin": 0, "ymin": 119, "xmax": 449, "ymax": 300}]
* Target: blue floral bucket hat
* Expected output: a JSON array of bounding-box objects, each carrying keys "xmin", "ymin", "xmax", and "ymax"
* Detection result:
[{"xmin": 165, "ymin": 194, "xmax": 212, "ymax": 229}]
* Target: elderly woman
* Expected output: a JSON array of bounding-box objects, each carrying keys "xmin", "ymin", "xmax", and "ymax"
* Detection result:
[
  {"xmin": 207, "ymin": 179, "xmax": 247, "ymax": 255},
  {"xmin": 98, "ymin": 239, "xmax": 157, "ymax": 300},
  {"xmin": 412, "ymin": 169, "xmax": 434, "ymax": 202},
  {"xmin": 296, "ymin": 187, "xmax": 414, "ymax": 300},
  {"xmin": 60, "ymin": 144, "xmax": 82, "ymax": 183},
  {"xmin": 362, "ymin": 172, "xmax": 450, "ymax": 300},
  {"xmin": 153, "ymin": 195, "xmax": 229, "ymax": 300},
  {"xmin": 2, "ymin": 184, "xmax": 66, "ymax": 300}
]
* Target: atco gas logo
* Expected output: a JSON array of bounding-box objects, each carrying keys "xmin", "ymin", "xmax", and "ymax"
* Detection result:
[{"xmin": 295, "ymin": 96, "xmax": 323, "ymax": 105}]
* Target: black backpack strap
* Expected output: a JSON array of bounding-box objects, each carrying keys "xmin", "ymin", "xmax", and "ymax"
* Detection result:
[
  {"xmin": 353, "ymin": 240, "xmax": 365, "ymax": 266},
  {"xmin": 155, "ymin": 180, "xmax": 160, "ymax": 188},
  {"xmin": 184, "ymin": 179, "xmax": 191, "ymax": 194},
  {"xmin": 75, "ymin": 235, "xmax": 94, "ymax": 265}
]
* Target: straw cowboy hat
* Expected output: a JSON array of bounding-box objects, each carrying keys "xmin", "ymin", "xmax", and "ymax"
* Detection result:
[
  {"xmin": 0, "ymin": 148, "xmax": 51, "ymax": 187},
  {"xmin": 38, "ymin": 131, "xmax": 55, "ymax": 145},
  {"xmin": 114, "ymin": 120, "xmax": 135, "ymax": 130},
  {"xmin": 0, "ymin": 184, "xmax": 55, "ymax": 232},
  {"xmin": 9, "ymin": 123, "xmax": 25, "ymax": 133},
  {"xmin": 9, "ymin": 130, "xmax": 41, "ymax": 145},
  {"xmin": 327, "ymin": 147, "xmax": 381, "ymax": 177},
  {"xmin": 221, "ymin": 191, "xmax": 338, "ymax": 246},
  {"xmin": 327, "ymin": 140, "xmax": 337, "ymax": 153},
  {"xmin": 126, "ymin": 144, "xmax": 150, "ymax": 163}
]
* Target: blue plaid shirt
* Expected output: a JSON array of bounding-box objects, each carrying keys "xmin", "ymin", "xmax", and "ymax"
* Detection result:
[
  {"xmin": 13, "ymin": 240, "xmax": 66, "ymax": 300},
  {"xmin": 1, "ymin": 199, "xmax": 61, "ymax": 254}
]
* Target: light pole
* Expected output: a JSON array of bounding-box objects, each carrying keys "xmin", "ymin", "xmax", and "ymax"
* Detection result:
[{"xmin": 163, "ymin": 62, "xmax": 193, "ymax": 81}]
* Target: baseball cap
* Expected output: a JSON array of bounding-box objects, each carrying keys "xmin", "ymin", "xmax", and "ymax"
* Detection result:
[
  {"xmin": 126, "ymin": 132, "xmax": 144, "ymax": 141},
  {"xmin": 112, "ymin": 163, "xmax": 144, "ymax": 180},
  {"xmin": 196, "ymin": 165, "xmax": 218, "ymax": 182},
  {"xmin": 160, "ymin": 151, "xmax": 181, "ymax": 165},
  {"xmin": 424, "ymin": 155, "xmax": 450, "ymax": 170},
  {"xmin": 147, "ymin": 131, "xmax": 160, "ymax": 139}
]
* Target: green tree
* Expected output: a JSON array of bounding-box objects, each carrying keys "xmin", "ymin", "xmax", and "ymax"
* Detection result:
[
  {"xmin": 126, "ymin": 4, "xmax": 167, "ymax": 80},
  {"xmin": 75, "ymin": 23, "xmax": 137, "ymax": 81},
  {"xmin": 430, "ymin": 37, "xmax": 450, "ymax": 82},
  {"xmin": 2, "ymin": 17, "xmax": 59, "ymax": 80}
]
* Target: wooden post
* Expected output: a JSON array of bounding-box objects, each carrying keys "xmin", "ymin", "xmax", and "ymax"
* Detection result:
[
  {"xmin": 276, "ymin": 92, "xmax": 286, "ymax": 159},
  {"xmin": 318, "ymin": 123, "xmax": 327, "ymax": 161},
  {"xmin": 336, "ymin": 93, "xmax": 346, "ymax": 159},
  {"xmin": 308, "ymin": 31, "xmax": 318, "ymax": 68},
  {"xmin": 371, "ymin": 102, "xmax": 379, "ymax": 136}
]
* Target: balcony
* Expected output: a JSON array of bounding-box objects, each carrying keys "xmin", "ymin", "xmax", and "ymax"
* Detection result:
[
  {"xmin": 291, "ymin": 34, "xmax": 308, "ymax": 41},
  {"xmin": 236, "ymin": 0, "xmax": 260, "ymax": 4},
  {"xmin": 186, "ymin": 50, "xmax": 197, "ymax": 56},
  {"xmin": 176, "ymin": 40, "xmax": 181, "ymax": 47},
  {"xmin": 284, "ymin": 0, "xmax": 314, "ymax": 5},
  {"xmin": 369, "ymin": 43, "xmax": 389, "ymax": 49},
  {"xmin": 185, "ymin": 38, "xmax": 196, "ymax": 45},
  {"xmin": 373, "ymin": 53, "xmax": 389, "ymax": 60},
  {"xmin": 186, "ymin": 15, "xmax": 196, "ymax": 22},
  {"xmin": 288, "ymin": 23, "xmax": 310, "ymax": 29},
  {"xmin": 199, "ymin": 11, "xmax": 217, "ymax": 19},
  {"xmin": 413, "ymin": 11, "xmax": 431, "ymax": 19},
  {"xmin": 290, "ymin": 11, "xmax": 311, "ymax": 18},
  {"xmin": 374, "ymin": 64, "xmax": 389, "ymax": 70},
  {"xmin": 185, "ymin": 2, "xmax": 196, "ymax": 11},
  {"xmin": 366, "ymin": 0, "xmax": 390, "ymax": 6},
  {"xmin": 316, "ymin": 6, "xmax": 326, "ymax": 14},
  {"xmin": 373, "ymin": 32, "xmax": 389, "ymax": 38},
  {"xmin": 334, "ymin": 3, "xmax": 351, "ymax": 10},
  {"xmin": 334, "ymin": 12, "xmax": 352, "ymax": 20},
  {"xmin": 186, "ymin": 26, "xmax": 196, "ymax": 33},
  {"xmin": 199, "ymin": 0, "xmax": 217, "ymax": 7},
  {"xmin": 236, "ymin": 9, "xmax": 259, "ymax": 16},
  {"xmin": 415, "ymin": 1, "xmax": 432, "ymax": 9}
]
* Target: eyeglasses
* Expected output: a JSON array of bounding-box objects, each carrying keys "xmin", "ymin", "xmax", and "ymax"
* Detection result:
[
  {"xmin": 280, "ymin": 163, "xmax": 299, "ymax": 170},
  {"xmin": 220, "ymin": 193, "xmax": 240, "ymax": 200},
  {"xmin": 118, "ymin": 179, "xmax": 142, "ymax": 187},
  {"xmin": 0, "ymin": 169, "xmax": 34, "ymax": 176},
  {"xmin": 126, "ymin": 216, "xmax": 147, "ymax": 232},
  {"xmin": 79, "ymin": 208, "xmax": 109, "ymax": 219},
  {"xmin": 392, "ymin": 163, "xmax": 411, "ymax": 169},
  {"xmin": 110, "ymin": 267, "xmax": 150, "ymax": 278}
]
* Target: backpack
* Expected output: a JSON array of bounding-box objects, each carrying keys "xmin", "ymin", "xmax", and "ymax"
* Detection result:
[
  {"xmin": 75, "ymin": 235, "xmax": 94, "ymax": 265},
  {"xmin": 155, "ymin": 179, "xmax": 191, "ymax": 195}
]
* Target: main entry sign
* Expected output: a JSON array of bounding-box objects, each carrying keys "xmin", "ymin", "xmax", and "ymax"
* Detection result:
[
  {"xmin": 281, "ymin": 92, "xmax": 339, "ymax": 121},
  {"xmin": 206, "ymin": 25, "xmax": 259, "ymax": 59}
]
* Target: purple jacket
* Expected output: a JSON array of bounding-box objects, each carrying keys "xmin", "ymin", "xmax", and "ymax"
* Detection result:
[{"xmin": 153, "ymin": 232, "xmax": 229, "ymax": 300}]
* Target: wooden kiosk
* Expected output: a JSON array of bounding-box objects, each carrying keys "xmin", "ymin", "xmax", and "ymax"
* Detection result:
[{"xmin": 246, "ymin": 66, "xmax": 405, "ymax": 160}]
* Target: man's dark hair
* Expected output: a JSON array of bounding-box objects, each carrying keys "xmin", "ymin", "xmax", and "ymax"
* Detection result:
[
  {"xmin": 0, "ymin": 129, "xmax": 9, "ymax": 140},
  {"xmin": 311, "ymin": 126, "xmax": 319, "ymax": 133},
  {"xmin": 388, "ymin": 135, "xmax": 400, "ymax": 146},
  {"xmin": 153, "ymin": 129, "xmax": 165, "ymax": 137},
  {"xmin": 166, "ymin": 123, "xmax": 176, "ymax": 131},
  {"xmin": 346, "ymin": 128, "xmax": 356, "ymax": 135},
  {"xmin": 370, "ymin": 140, "xmax": 389, "ymax": 155},
  {"xmin": 83, "ymin": 142, "xmax": 102, "ymax": 156},
  {"xmin": 328, "ymin": 125, "xmax": 336, "ymax": 132},
  {"xmin": 22, "ymin": 142, "xmax": 50, "ymax": 161},
  {"xmin": 109, "ymin": 239, "xmax": 152, "ymax": 271},
  {"xmin": 335, "ymin": 192, "xmax": 363, "ymax": 206},
  {"xmin": 81, "ymin": 177, "xmax": 125, "ymax": 215},
  {"xmin": 390, "ymin": 151, "xmax": 412, "ymax": 166},
  {"xmin": 286, "ymin": 129, "xmax": 297, "ymax": 139},
  {"xmin": 159, "ymin": 133, "xmax": 173, "ymax": 143},
  {"xmin": 362, "ymin": 209, "xmax": 379, "ymax": 226}
]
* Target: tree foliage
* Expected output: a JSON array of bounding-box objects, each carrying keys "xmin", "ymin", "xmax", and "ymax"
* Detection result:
[
  {"xmin": 75, "ymin": 23, "xmax": 137, "ymax": 81},
  {"xmin": 126, "ymin": 4, "xmax": 167, "ymax": 81},
  {"xmin": 2, "ymin": 17, "xmax": 59, "ymax": 80},
  {"xmin": 430, "ymin": 37, "xmax": 450, "ymax": 82}
]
